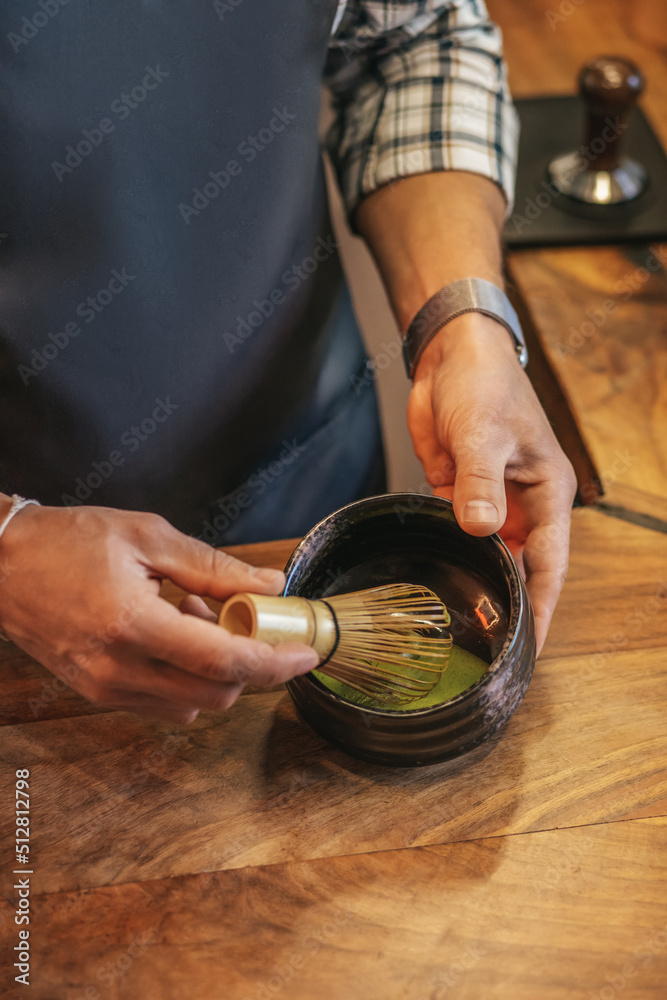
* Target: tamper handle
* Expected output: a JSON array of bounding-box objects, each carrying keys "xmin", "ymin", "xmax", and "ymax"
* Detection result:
[{"xmin": 579, "ymin": 56, "xmax": 645, "ymax": 171}]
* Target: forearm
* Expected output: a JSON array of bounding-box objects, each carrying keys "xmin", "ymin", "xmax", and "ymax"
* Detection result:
[
  {"xmin": 355, "ymin": 171, "xmax": 507, "ymax": 331},
  {"xmin": 356, "ymin": 169, "xmax": 576, "ymax": 655}
]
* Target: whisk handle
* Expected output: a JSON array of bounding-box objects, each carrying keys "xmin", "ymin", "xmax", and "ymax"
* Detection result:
[{"xmin": 218, "ymin": 593, "xmax": 336, "ymax": 660}]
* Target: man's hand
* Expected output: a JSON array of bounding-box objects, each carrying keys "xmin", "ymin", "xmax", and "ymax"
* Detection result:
[
  {"xmin": 356, "ymin": 171, "xmax": 577, "ymax": 654},
  {"xmin": 0, "ymin": 503, "xmax": 319, "ymax": 722},
  {"xmin": 407, "ymin": 311, "xmax": 577, "ymax": 653}
]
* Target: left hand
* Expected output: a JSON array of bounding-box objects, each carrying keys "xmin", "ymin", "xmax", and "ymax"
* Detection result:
[{"xmin": 407, "ymin": 312, "xmax": 577, "ymax": 654}]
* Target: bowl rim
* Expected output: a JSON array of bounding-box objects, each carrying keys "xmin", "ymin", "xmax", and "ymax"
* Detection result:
[{"xmin": 283, "ymin": 492, "xmax": 529, "ymax": 718}]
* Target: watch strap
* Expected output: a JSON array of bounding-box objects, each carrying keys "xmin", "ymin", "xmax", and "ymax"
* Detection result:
[{"xmin": 402, "ymin": 278, "xmax": 529, "ymax": 378}]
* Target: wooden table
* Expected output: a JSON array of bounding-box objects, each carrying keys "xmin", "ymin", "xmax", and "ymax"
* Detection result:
[{"xmin": 1, "ymin": 511, "xmax": 667, "ymax": 1000}]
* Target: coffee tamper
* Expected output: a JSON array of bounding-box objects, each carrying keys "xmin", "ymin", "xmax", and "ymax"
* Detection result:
[{"xmin": 548, "ymin": 56, "xmax": 647, "ymax": 205}]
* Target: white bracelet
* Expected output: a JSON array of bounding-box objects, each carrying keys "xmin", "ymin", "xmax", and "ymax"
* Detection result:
[
  {"xmin": 0, "ymin": 494, "xmax": 41, "ymax": 542},
  {"xmin": 0, "ymin": 495, "xmax": 40, "ymax": 641}
]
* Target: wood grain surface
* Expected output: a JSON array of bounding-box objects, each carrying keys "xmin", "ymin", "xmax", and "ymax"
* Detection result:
[
  {"xmin": 508, "ymin": 246, "xmax": 667, "ymax": 507},
  {"xmin": 2, "ymin": 819, "xmax": 665, "ymax": 1000},
  {"xmin": 2, "ymin": 639, "xmax": 665, "ymax": 896}
]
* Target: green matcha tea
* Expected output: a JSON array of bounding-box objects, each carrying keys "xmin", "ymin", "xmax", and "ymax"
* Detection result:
[{"xmin": 313, "ymin": 643, "xmax": 488, "ymax": 712}]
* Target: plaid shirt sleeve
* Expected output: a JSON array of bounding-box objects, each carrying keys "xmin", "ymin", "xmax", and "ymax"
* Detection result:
[{"xmin": 325, "ymin": 0, "xmax": 520, "ymax": 220}]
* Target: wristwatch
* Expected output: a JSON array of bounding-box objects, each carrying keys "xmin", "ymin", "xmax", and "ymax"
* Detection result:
[{"xmin": 402, "ymin": 277, "xmax": 529, "ymax": 378}]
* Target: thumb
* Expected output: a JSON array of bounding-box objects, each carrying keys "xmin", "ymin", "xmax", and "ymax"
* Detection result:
[{"xmin": 452, "ymin": 451, "xmax": 507, "ymax": 537}]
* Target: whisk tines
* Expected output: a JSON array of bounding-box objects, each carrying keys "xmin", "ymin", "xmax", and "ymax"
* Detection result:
[
  {"xmin": 219, "ymin": 582, "xmax": 452, "ymax": 706},
  {"xmin": 317, "ymin": 584, "xmax": 452, "ymax": 704}
]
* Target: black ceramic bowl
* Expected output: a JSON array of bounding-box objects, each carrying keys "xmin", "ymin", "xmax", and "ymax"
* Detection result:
[{"xmin": 284, "ymin": 494, "xmax": 535, "ymax": 766}]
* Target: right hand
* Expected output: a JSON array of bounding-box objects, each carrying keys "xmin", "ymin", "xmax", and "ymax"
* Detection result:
[
  {"xmin": 407, "ymin": 313, "xmax": 577, "ymax": 655},
  {"xmin": 0, "ymin": 502, "xmax": 319, "ymax": 723}
]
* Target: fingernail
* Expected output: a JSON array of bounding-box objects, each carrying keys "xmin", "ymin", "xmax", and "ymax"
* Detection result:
[
  {"xmin": 464, "ymin": 500, "xmax": 499, "ymax": 523},
  {"xmin": 254, "ymin": 567, "xmax": 286, "ymax": 587}
]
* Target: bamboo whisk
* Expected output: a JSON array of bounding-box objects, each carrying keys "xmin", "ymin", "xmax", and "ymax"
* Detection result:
[{"xmin": 219, "ymin": 584, "xmax": 452, "ymax": 705}]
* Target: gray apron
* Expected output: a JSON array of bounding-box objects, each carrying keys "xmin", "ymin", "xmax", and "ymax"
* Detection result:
[{"xmin": 0, "ymin": 0, "xmax": 384, "ymax": 543}]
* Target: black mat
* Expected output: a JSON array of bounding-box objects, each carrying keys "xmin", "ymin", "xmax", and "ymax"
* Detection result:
[{"xmin": 503, "ymin": 95, "xmax": 667, "ymax": 249}]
